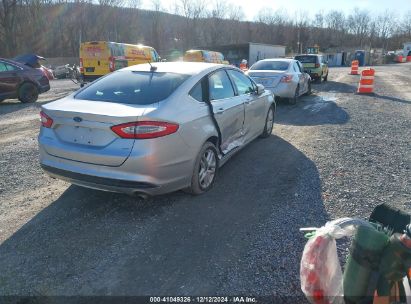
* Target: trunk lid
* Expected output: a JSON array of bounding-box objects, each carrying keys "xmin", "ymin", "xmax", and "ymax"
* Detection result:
[
  {"xmin": 248, "ymin": 71, "xmax": 285, "ymax": 88},
  {"xmin": 41, "ymin": 97, "xmax": 158, "ymax": 166}
]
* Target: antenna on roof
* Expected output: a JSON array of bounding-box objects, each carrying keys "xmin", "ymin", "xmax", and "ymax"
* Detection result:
[
  {"xmin": 142, "ymin": 51, "xmax": 157, "ymax": 72},
  {"xmin": 148, "ymin": 60, "xmax": 157, "ymax": 72}
]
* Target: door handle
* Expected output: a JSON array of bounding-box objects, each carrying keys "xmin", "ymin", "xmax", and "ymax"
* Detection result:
[{"xmin": 215, "ymin": 108, "xmax": 225, "ymax": 114}]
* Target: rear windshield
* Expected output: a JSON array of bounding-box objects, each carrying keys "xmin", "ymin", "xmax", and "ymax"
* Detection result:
[
  {"xmin": 250, "ymin": 61, "xmax": 289, "ymax": 71},
  {"xmin": 75, "ymin": 71, "xmax": 190, "ymax": 105},
  {"xmin": 295, "ymin": 56, "xmax": 317, "ymax": 64}
]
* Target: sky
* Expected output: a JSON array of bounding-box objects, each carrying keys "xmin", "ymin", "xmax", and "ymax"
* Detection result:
[{"xmin": 141, "ymin": 0, "xmax": 411, "ymax": 21}]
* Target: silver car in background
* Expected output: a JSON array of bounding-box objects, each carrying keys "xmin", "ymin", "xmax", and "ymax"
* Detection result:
[
  {"xmin": 247, "ymin": 59, "xmax": 311, "ymax": 104},
  {"xmin": 38, "ymin": 62, "xmax": 275, "ymax": 197}
]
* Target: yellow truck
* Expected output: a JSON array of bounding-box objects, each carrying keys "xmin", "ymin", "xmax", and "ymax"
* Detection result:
[
  {"xmin": 183, "ymin": 50, "xmax": 226, "ymax": 64},
  {"xmin": 79, "ymin": 41, "xmax": 160, "ymax": 83}
]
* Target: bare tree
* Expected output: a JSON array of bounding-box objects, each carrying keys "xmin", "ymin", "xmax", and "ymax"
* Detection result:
[
  {"xmin": 0, "ymin": 0, "xmax": 19, "ymax": 56},
  {"xmin": 402, "ymin": 11, "xmax": 411, "ymax": 38},
  {"xmin": 325, "ymin": 10, "xmax": 346, "ymax": 47},
  {"xmin": 174, "ymin": 0, "xmax": 206, "ymax": 48},
  {"xmin": 227, "ymin": 4, "xmax": 244, "ymax": 22},
  {"xmin": 375, "ymin": 12, "xmax": 396, "ymax": 50},
  {"xmin": 149, "ymin": 0, "xmax": 164, "ymax": 51},
  {"xmin": 347, "ymin": 8, "xmax": 371, "ymax": 48},
  {"xmin": 98, "ymin": 0, "xmax": 124, "ymax": 7}
]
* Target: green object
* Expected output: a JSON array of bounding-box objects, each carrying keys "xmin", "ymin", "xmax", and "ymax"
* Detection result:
[
  {"xmin": 306, "ymin": 46, "xmax": 319, "ymax": 54},
  {"xmin": 377, "ymin": 233, "xmax": 411, "ymax": 296},
  {"xmin": 343, "ymin": 224, "xmax": 389, "ymax": 303}
]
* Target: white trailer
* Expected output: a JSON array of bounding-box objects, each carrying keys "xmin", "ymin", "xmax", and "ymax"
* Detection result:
[
  {"xmin": 205, "ymin": 43, "xmax": 286, "ymax": 67},
  {"xmin": 248, "ymin": 43, "xmax": 286, "ymax": 66}
]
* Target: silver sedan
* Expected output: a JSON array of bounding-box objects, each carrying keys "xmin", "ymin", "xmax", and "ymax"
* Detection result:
[
  {"xmin": 38, "ymin": 62, "xmax": 276, "ymax": 197},
  {"xmin": 247, "ymin": 59, "xmax": 311, "ymax": 104}
]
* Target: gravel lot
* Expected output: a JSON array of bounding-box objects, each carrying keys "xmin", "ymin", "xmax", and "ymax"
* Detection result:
[{"xmin": 0, "ymin": 65, "xmax": 410, "ymax": 299}]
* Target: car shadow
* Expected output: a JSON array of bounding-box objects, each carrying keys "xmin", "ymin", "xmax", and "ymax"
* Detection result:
[
  {"xmin": 372, "ymin": 93, "xmax": 411, "ymax": 104},
  {"xmin": 312, "ymin": 81, "xmax": 357, "ymax": 94},
  {"xmin": 275, "ymin": 93, "xmax": 349, "ymax": 126},
  {"xmin": 0, "ymin": 99, "xmax": 43, "ymax": 115},
  {"xmin": 0, "ymin": 135, "xmax": 328, "ymax": 298}
]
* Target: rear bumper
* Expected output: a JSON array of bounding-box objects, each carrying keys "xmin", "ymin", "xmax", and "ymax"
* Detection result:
[
  {"xmin": 38, "ymin": 133, "xmax": 196, "ymax": 196},
  {"xmin": 265, "ymin": 83, "xmax": 297, "ymax": 98},
  {"xmin": 304, "ymin": 69, "xmax": 322, "ymax": 79},
  {"xmin": 41, "ymin": 164, "xmax": 159, "ymax": 195}
]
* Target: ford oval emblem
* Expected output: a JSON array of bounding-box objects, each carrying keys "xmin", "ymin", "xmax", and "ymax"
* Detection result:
[{"xmin": 73, "ymin": 117, "xmax": 82, "ymax": 122}]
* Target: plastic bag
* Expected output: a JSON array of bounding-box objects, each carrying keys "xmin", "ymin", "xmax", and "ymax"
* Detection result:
[{"xmin": 300, "ymin": 218, "xmax": 358, "ymax": 304}]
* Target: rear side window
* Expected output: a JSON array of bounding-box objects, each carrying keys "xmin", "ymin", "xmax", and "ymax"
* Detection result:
[
  {"xmin": 294, "ymin": 56, "xmax": 317, "ymax": 64},
  {"xmin": 75, "ymin": 71, "xmax": 190, "ymax": 105},
  {"xmin": 6, "ymin": 64, "xmax": 18, "ymax": 71},
  {"xmin": 0, "ymin": 62, "xmax": 18, "ymax": 72},
  {"xmin": 293, "ymin": 62, "xmax": 302, "ymax": 72},
  {"xmin": 189, "ymin": 81, "xmax": 205, "ymax": 102},
  {"xmin": 297, "ymin": 61, "xmax": 304, "ymax": 72},
  {"xmin": 208, "ymin": 70, "xmax": 235, "ymax": 101}
]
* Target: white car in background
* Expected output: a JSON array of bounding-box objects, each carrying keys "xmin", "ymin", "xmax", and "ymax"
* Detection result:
[{"xmin": 247, "ymin": 59, "xmax": 311, "ymax": 104}]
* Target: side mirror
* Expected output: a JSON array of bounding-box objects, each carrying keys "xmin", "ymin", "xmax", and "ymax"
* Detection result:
[{"xmin": 256, "ymin": 84, "xmax": 265, "ymax": 95}]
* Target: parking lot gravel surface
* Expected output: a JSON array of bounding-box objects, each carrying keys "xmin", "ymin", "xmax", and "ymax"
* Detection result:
[{"xmin": 0, "ymin": 66, "xmax": 410, "ymax": 299}]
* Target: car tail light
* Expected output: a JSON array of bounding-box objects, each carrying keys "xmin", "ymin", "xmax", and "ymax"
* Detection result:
[
  {"xmin": 111, "ymin": 121, "xmax": 179, "ymax": 139},
  {"xmin": 79, "ymin": 58, "xmax": 84, "ymax": 73},
  {"xmin": 280, "ymin": 74, "xmax": 293, "ymax": 83},
  {"xmin": 315, "ymin": 63, "xmax": 320, "ymax": 68},
  {"xmin": 40, "ymin": 111, "xmax": 53, "ymax": 128}
]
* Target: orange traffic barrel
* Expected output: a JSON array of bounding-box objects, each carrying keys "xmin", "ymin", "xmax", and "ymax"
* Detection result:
[
  {"xmin": 350, "ymin": 60, "xmax": 359, "ymax": 75},
  {"xmin": 396, "ymin": 55, "xmax": 404, "ymax": 63},
  {"xmin": 357, "ymin": 68, "xmax": 375, "ymax": 94}
]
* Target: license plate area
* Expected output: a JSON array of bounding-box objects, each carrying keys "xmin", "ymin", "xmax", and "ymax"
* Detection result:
[
  {"xmin": 254, "ymin": 78, "xmax": 274, "ymax": 87},
  {"xmin": 85, "ymin": 67, "xmax": 95, "ymax": 73},
  {"xmin": 72, "ymin": 126, "xmax": 95, "ymax": 145}
]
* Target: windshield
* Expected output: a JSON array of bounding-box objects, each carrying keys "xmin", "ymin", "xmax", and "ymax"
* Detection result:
[
  {"xmin": 75, "ymin": 71, "xmax": 190, "ymax": 105},
  {"xmin": 295, "ymin": 56, "xmax": 317, "ymax": 64},
  {"xmin": 250, "ymin": 61, "xmax": 290, "ymax": 71}
]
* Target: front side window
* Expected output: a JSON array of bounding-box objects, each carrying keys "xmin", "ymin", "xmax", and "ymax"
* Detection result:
[
  {"xmin": 208, "ymin": 70, "xmax": 235, "ymax": 101},
  {"xmin": 75, "ymin": 71, "xmax": 190, "ymax": 105},
  {"xmin": 227, "ymin": 69, "xmax": 254, "ymax": 95},
  {"xmin": 150, "ymin": 50, "xmax": 159, "ymax": 62}
]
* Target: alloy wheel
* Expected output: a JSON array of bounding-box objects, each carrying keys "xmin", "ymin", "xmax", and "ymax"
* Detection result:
[
  {"xmin": 266, "ymin": 107, "xmax": 274, "ymax": 134},
  {"xmin": 198, "ymin": 148, "xmax": 217, "ymax": 189}
]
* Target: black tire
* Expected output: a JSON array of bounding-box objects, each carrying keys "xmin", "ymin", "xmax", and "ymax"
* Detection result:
[
  {"xmin": 323, "ymin": 72, "xmax": 328, "ymax": 81},
  {"xmin": 18, "ymin": 83, "xmax": 38, "ymax": 103},
  {"xmin": 289, "ymin": 85, "xmax": 299, "ymax": 105},
  {"xmin": 260, "ymin": 105, "xmax": 275, "ymax": 138},
  {"xmin": 304, "ymin": 82, "xmax": 312, "ymax": 96},
  {"xmin": 316, "ymin": 75, "xmax": 322, "ymax": 83},
  {"xmin": 186, "ymin": 141, "xmax": 219, "ymax": 195}
]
